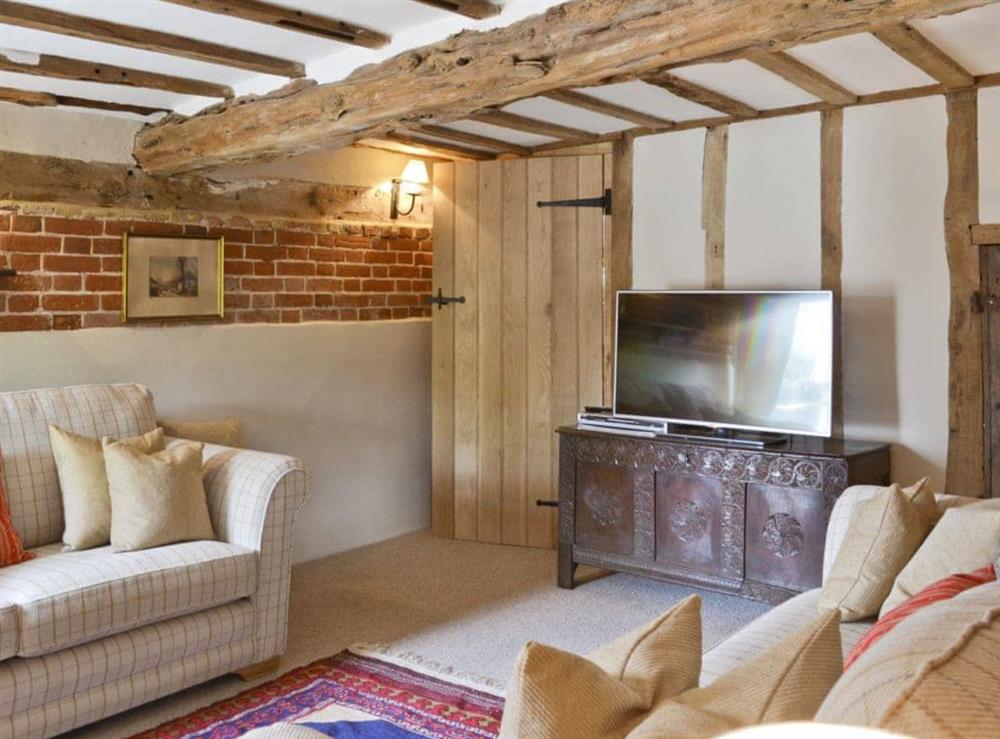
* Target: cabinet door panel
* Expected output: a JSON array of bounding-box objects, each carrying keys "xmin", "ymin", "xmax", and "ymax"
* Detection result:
[
  {"xmin": 655, "ymin": 473, "xmax": 725, "ymax": 576},
  {"xmin": 746, "ymin": 483, "xmax": 826, "ymax": 591},
  {"xmin": 574, "ymin": 461, "xmax": 634, "ymax": 555}
]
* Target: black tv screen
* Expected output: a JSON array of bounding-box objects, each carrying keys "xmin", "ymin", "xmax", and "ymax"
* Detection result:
[{"xmin": 614, "ymin": 291, "xmax": 833, "ymax": 437}]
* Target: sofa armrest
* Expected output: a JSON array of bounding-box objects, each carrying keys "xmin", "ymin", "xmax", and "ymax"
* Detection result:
[{"xmin": 171, "ymin": 439, "xmax": 311, "ymax": 662}]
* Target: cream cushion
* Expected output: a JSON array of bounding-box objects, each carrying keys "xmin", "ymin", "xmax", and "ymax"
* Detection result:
[
  {"xmin": 627, "ymin": 610, "xmax": 843, "ymax": 738},
  {"xmin": 498, "ymin": 595, "xmax": 702, "ymax": 739},
  {"xmin": 881, "ymin": 498, "xmax": 1000, "ymax": 615},
  {"xmin": 818, "ymin": 479, "xmax": 937, "ymax": 620},
  {"xmin": 160, "ymin": 418, "xmax": 243, "ymax": 448},
  {"xmin": 103, "ymin": 440, "xmax": 216, "ymax": 552},
  {"xmin": 48, "ymin": 425, "xmax": 165, "ymax": 551},
  {"xmin": 816, "ymin": 580, "xmax": 1000, "ymax": 736}
]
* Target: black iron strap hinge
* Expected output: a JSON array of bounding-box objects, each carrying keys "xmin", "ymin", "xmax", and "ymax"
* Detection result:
[{"xmin": 537, "ymin": 188, "xmax": 612, "ymax": 215}]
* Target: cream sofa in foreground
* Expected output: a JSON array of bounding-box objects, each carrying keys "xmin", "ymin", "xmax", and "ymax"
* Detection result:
[{"xmin": 0, "ymin": 383, "xmax": 311, "ymax": 739}]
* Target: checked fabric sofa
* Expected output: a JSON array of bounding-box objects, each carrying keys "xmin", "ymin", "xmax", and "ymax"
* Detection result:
[{"xmin": 0, "ymin": 383, "xmax": 311, "ymax": 738}]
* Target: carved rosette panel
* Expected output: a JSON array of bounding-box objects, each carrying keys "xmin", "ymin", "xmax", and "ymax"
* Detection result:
[
  {"xmin": 822, "ymin": 460, "xmax": 849, "ymax": 512},
  {"xmin": 670, "ymin": 500, "xmax": 709, "ymax": 543},
  {"xmin": 761, "ymin": 513, "xmax": 804, "ymax": 558},
  {"xmin": 583, "ymin": 487, "xmax": 623, "ymax": 528},
  {"xmin": 634, "ymin": 470, "xmax": 655, "ymax": 559}
]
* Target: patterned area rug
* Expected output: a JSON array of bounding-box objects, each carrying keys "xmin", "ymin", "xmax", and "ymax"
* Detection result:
[{"xmin": 132, "ymin": 649, "xmax": 505, "ymax": 739}]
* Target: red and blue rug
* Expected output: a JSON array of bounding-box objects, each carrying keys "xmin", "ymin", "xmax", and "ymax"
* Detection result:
[{"xmin": 134, "ymin": 649, "xmax": 505, "ymax": 739}]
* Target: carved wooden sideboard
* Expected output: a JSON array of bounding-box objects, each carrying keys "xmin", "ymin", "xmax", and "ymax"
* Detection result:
[{"xmin": 557, "ymin": 427, "xmax": 890, "ymax": 604}]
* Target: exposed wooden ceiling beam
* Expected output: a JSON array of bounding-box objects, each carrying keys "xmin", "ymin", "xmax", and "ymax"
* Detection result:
[
  {"xmin": 383, "ymin": 132, "xmax": 495, "ymax": 160},
  {"xmin": 971, "ymin": 224, "xmax": 1000, "ymax": 245},
  {"xmin": 0, "ymin": 0, "xmax": 304, "ymax": 78},
  {"xmin": 0, "ymin": 50, "xmax": 234, "ymax": 98},
  {"xmin": 412, "ymin": 0, "xmax": 501, "ymax": 20},
  {"xmin": 644, "ymin": 72, "xmax": 759, "ymax": 118},
  {"xmin": 542, "ymin": 89, "xmax": 674, "ymax": 129},
  {"xmin": 0, "ymin": 85, "xmax": 168, "ymax": 116},
  {"xmin": 417, "ymin": 124, "xmax": 532, "ymax": 156},
  {"xmin": 159, "ymin": 0, "xmax": 390, "ymax": 49},
  {"xmin": 471, "ymin": 109, "xmax": 599, "ymax": 141},
  {"xmin": 745, "ymin": 50, "xmax": 857, "ymax": 105},
  {"xmin": 131, "ymin": 0, "xmax": 998, "ymax": 174},
  {"xmin": 873, "ymin": 23, "xmax": 976, "ymax": 88}
]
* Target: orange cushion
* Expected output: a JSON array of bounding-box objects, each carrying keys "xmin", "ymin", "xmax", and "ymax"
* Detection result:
[
  {"xmin": 845, "ymin": 563, "xmax": 996, "ymax": 670},
  {"xmin": 0, "ymin": 455, "xmax": 35, "ymax": 567}
]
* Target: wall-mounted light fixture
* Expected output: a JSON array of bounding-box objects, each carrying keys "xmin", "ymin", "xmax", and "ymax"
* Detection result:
[{"xmin": 390, "ymin": 159, "xmax": 430, "ymax": 219}]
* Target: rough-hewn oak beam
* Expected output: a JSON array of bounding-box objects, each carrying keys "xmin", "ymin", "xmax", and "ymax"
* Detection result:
[
  {"xmin": 0, "ymin": 50, "xmax": 234, "ymax": 99},
  {"xmin": 702, "ymin": 125, "xmax": 728, "ymax": 290},
  {"xmin": 383, "ymin": 132, "xmax": 494, "ymax": 160},
  {"xmin": 412, "ymin": 0, "xmax": 500, "ymax": 20},
  {"xmin": 0, "ymin": 0, "xmax": 304, "ymax": 77},
  {"xmin": 542, "ymin": 89, "xmax": 674, "ymax": 129},
  {"xmin": 0, "ymin": 85, "xmax": 168, "ymax": 116},
  {"xmin": 944, "ymin": 90, "xmax": 984, "ymax": 494},
  {"xmin": 821, "ymin": 109, "xmax": 845, "ymax": 438},
  {"xmin": 160, "ymin": 0, "xmax": 390, "ymax": 49},
  {"xmin": 132, "ymin": 0, "xmax": 996, "ymax": 174},
  {"xmin": 417, "ymin": 124, "xmax": 531, "ymax": 156},
  {"xmin": 644, "ymin": 72, "xmax": 759, "ymax": 118},
  {"xmin": 972, "ymin": 224, "xmax": 1000, "ymax": 245},
  {"xmin": 873, "ymin": 24, "xmax": 975, "ymax": 88},
  {"xmin": 471, "ymin": 109, "xmax": 598, "ymax": 142},
  {"xmin": 0, "ymin": 150, "xmax": 382, "ymax": 222},
  {"xmin": 746, "ymin": 50, "xmax": 857, "ymax": 105}
]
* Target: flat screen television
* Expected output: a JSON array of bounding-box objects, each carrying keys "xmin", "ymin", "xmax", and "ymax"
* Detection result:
[{"xmin": 614, "ymin": 291, "xmax": 834, "ymax": 438}]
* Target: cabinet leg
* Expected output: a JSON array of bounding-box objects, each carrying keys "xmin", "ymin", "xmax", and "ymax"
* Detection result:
[{"xmin": 558, "ymin": 556, "xmax": 577, "ymax": 589}]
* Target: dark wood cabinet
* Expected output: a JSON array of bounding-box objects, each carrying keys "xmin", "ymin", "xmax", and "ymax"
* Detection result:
[{"xmin": 557, "ymin": 427, "xmax": 890, "ymax": 604}]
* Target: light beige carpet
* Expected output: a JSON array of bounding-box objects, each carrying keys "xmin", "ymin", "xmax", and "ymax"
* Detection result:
[{"xmin": 64, "ymin": 529, "xmax": 770, "ymax": 738}]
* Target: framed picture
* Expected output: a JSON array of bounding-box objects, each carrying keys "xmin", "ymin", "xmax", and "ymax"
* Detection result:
[{"xmin": 122, "ymin": 234, "xmax": 224, "ymax": 322}]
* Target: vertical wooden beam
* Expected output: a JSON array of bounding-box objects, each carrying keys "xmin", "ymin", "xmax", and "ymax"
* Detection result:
[
  {"xmin": 606, "ymin": 136, "xmax": 634, "ymax": 405},
  {"xmin": 431, "ymin": 163, "xmax": 456, "ymax": 537},
  {"xmin": 578, "ymin": 156, "xmax": 606, "ymax": 409},
  {"xmin": 982, "ymin": 245, "xmax": 1000, "ymax": 499},
  {"xmin": 702, "ymin": 125, "xmax": 729, "ymax": 290},
  {"xmin": 944, "ymin": 90, "xmax": 983, "ymax": 495},
  {"xmin": 821, "ymin": 109, "xmax": 845, "ymax": 438}
]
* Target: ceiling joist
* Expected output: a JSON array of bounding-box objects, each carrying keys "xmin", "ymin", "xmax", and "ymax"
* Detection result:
[
  {"xmin": 542, "ymin": 89, "xmax": 674, "ymax": 129},
  {"xmin": 416, "ymin": 124, "xmax": 532, "ymax": 156},
  {"xmin": 745, "ymin": 50, "xmax": 858, "ymax": 105},
  {"xmin": 159, "ymin": 0, "xmax": 390, "ymax": 49},
  {"xmin": 470, "ymin": 109, "xmax": 600, "ymax": 141},
  {"xmin": 0, "ymin": 50, "xmax": 234, "ymax": 99},
  {"xmin": 873, "ymin": 24, "xmax": 976, "ymax": 88},
  {"xmin": 412, "ymin": 1, "xmax": 501, "ymax": 20},
  {"xmin": 383, "ymin": 131, "xmax": 494, "ymax": 160},
  {"xmin": 643, "ymin": 72, "xmax": 760, "ymax": 118},
  {"xmin": 0, "ymin": 0, "xmax": 304, "ymax": 78},
  {"xmin": 0, "ymin": 85, "xmax": 168, "ymax": 116},
  {"xmin": 130, "ymin": 0, "xmax": 998, "ymax": 174}
]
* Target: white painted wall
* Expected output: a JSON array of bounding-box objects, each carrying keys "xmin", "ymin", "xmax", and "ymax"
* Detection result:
[
  {"xmin": 0, "ymin": 102, "xmax": 144, "ymax": 164},
  {"xmin": 630, "ymin": 94, "xmax": 996, "ymax": 490},
  {"xmin": 0, "ymin": 320, "xmax": 432, "ymax": 563}
]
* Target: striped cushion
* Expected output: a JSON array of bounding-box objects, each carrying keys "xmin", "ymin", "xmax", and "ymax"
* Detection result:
[
  {"xmin": 816, "ymin": 580, "xmax": 1000, "ymax": 734},
  {"xmin": 845, "ymin": 564, "xmax": 996, "ymax": 670},
  {"xmin": 0, "ymin": 455, "xmax": 34, "ymax": 568}
]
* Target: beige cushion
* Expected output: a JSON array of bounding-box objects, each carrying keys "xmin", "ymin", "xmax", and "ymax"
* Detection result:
[
  {"xmin": 160, "ymin": 418, "xmax": 243, "ymax": 448},
  {"xmin": 103, "ymin": 440, "xmax": 216, "ymax": 552},
  {"xmin": 880, "ymin": 498, "xmax": 1000, "ymax": 615},
  {"xmin": 816, "ymin": 580, "xmax": 1000, "ymax": 736},
  {"xmin": 628, "ymin": 610, "xmax": 843, "ymax": 738},
  {"xmin": 498, "ymin": 595, "xmax": 702, "ymax": 739},
  {"xmin": 818, "ymin": 479, "xmax": 937, "ymax": 620},
  {"xmin": 48, "ymin": 425, "xmax": 165, "ymax": 551}
]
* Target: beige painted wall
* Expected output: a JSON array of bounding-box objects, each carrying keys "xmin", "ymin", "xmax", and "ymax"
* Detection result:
[
  {"xmin": 0, "ymin": 320, "xmax": 432, "ymax": 563},
  {"xmin": 633, "ymin": 90, "xmax": 996, "ymax": 490}
]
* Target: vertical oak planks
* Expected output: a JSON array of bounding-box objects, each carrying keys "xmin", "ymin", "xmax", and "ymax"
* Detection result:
[
  {"xmin": 477, "ymin": 161, "xmax": 504, "ymax": 542},
  {"xmin": 502, "ymin": 159, "xmax": 529, "ymax": 545},
  {"xmin": 453, "ymin": 162, "xmax": 480, "ymax": 539},
  {"xmin": 702, "ymin": 125, "xmax": 729, "ymax": 289},
  {"xmin": 578, "ymin": 155, "xmax": 606, "ymax": 409},
  {"xmin": 821, "ymin": 109, "xmax": 845, "ymax": 438},
  {"xmin": 944, "ymin": 90, "xmax": 983, "ymax": 496},
  {"xmin": 431, "ymin": 163, "xmax": 456, "ymax": 538},
  {"xmin": 527, "ymin": 158, "xmax": 556, "ymax": 548}
]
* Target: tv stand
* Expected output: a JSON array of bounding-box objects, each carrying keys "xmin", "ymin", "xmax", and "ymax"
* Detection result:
[
  {"xmin": 556, "ymin": 426, "xmax": 890, "ymax": 604},
  {"xmin": 664, "ymin": 424, "xmax": 789, "ymax": 448}
]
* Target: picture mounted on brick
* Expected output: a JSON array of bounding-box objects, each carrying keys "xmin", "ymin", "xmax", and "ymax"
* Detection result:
[{"xmin": 123, "ymin": 234, "xmax": 224, "ymax": 322}]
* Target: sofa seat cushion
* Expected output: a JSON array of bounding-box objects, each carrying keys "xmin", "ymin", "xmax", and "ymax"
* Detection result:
[
  {"xmin": 0, "ymin": 539, "xmax": 257, "ymax": 657},
  {"xmin": 0, "ymin": 603, "xmax": 16, "ymax": 662},
  {"xmin": 700, "ymin": 589, "xmax": 871, "ymax": 686}
]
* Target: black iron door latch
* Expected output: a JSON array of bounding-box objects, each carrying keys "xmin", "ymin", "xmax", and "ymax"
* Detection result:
[{"xmin": 426, "ymin": 288, "xmax": 466, "ymax": 310}]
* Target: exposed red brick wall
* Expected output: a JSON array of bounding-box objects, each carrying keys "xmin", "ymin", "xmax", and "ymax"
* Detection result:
[{"xmin": 0, "ymin": 212, "xmax": 433, "ymax": 332}]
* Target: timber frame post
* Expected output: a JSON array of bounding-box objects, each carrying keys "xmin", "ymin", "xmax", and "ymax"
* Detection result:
[
  {"xmin": 821, "ymin": 109, "xmax": 845, "ymax": 438},
  {"xmin": 702, "ymin": 125, "xmax": 728, "ymax": 290}
]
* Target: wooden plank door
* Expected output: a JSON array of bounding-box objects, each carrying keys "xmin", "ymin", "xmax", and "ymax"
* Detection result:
[
  {"xmin": 983, "ymin": 244, "xmax": 1000, "ymax": 499},
  {"xmin": 432, "ymin": 156, "xmax": 609, "ymax": 547}
]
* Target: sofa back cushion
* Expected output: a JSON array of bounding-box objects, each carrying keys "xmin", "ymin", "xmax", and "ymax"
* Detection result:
[{"xmin": 0, "ymin": 384, "xmax": 157, "ymax": 548}]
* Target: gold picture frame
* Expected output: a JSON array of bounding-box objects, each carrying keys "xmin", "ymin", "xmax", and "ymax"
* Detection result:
[{"xmin": 121, "ymin": 233, "xmax": 224, "ymax": 322}]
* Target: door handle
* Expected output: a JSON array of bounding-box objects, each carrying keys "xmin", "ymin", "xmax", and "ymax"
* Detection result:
[{"xmin": 427, "ymin": 288, "xmax": 466, "ymax": 310}]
